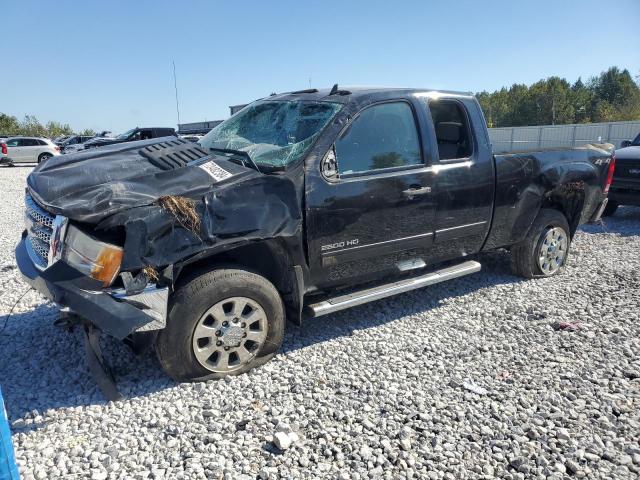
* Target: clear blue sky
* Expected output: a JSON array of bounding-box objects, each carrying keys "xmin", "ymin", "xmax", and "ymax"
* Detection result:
[{"xmin": 1, "ymin": 0, "xmax": 638, "ymax": 133}]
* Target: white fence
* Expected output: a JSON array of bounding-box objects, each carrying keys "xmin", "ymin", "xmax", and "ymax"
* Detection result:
[{"xmin": 488, "ymin": 120, "xmax": 640, "ymax": 153}]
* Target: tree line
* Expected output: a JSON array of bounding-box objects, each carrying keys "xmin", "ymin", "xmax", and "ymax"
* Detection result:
[
  {"xmin": 0, "ymin": 113, "xmax": 95, "ymax": 138},
  {"xmin": 476, "ymin": 67, "xmax": 640, "ymax": 128}
]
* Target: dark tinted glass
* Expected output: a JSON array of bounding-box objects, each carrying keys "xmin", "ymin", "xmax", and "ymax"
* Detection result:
[
  {"xmin": 335, "ymin": 102, "xmax": 422, "ymax": 175},
  {"xmin": 429, "ymin": 100, "xmax": 473, "ymax": 160}
]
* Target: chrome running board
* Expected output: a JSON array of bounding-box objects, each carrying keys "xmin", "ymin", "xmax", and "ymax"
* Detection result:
[{"xmin": 306, "ymin": 260, "xmax": 481, "ymax": 317}]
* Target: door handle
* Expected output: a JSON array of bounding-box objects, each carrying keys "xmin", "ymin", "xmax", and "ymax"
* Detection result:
[{"xmin": 402, "ymin": 186, "xmax": 432, "ymax": 198}]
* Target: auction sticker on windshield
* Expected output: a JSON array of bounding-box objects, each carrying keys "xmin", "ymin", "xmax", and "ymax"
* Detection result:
[{"xmin": 200, "ymin": 161, "xmax": 233, "ymax": 182}]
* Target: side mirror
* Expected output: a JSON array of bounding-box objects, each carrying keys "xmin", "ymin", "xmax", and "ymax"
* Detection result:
[
  {"xmin": 321, "ymin": 146, "xmax": 338, "ymax": 178},
  {"xmin": 620, "ymin": 140, "xmax": 632, "ymax": 148}
]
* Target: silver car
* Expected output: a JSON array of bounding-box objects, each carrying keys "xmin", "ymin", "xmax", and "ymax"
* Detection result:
[{"xmin": 0, "ymin": 137, "xmax": 61, "ymax": 165}]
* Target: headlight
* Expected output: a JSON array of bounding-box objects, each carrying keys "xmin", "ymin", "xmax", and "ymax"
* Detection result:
[{"xmin": 63, "ymin": 225, "xmax": 123, "ymax": 287}]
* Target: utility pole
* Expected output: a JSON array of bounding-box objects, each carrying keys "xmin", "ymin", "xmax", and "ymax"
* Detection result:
[
  {"xmin": 551, "ymin": 84, "xmax": 556, "ymax": 125},
  {"xmin": 172, "ymin": 60, "xmax": 181, "ymax": 126}
]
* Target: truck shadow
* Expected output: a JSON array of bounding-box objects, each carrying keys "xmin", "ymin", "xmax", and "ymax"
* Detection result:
[
  {"xmin": 1, "ymin": 249, "xmax": 523, "ymax": 425},
  {"xmin": 579, "ymin": 206, "xmax": 640, "ymax": 238}
]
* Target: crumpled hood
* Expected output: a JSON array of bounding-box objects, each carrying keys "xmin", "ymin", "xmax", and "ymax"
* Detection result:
[
  {"xmin": 27, "ymin": 137, "xmax": 302, "ymax": 270},
  {"xmin": 27, "ymin": 137, "xmax": 255, "ymax": 223}
]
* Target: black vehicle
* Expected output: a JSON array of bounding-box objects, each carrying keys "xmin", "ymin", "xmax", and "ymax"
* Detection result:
[
  {"xmin": 16, "ymin": 86, "xmax": 614, "ymax": 397},
  {"xmin": 82, "ymin": 127, "xmax": 176, "ymax": 149},
  {"xmin": 603, "ymin": 132, "xmax": 640, "ymax": 216},
  {"xmin": 60, "ymin": 135, "xmax": 94, "ymax": 152}
]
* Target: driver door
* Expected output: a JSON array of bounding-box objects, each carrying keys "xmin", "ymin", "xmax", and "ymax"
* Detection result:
[{"xmin": 305, "ymin": 100, "xmax": 437, "ymax": 289}]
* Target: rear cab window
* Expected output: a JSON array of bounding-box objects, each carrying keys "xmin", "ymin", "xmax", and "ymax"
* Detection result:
[
  {"xmin": 335, "ymin": 101, "xmax": 422, "ymax": 176},
  {"xmin": 428, "ymin": 100, "xmax": 473, "ymax": 161}
]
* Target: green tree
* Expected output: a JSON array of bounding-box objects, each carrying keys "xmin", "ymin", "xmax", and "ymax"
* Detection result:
[
  {"xmin": 475, "ymin": 66, "xmax": 640, "ymax": 127},
  {"xmin": 571, "ymin": 78, "xmax": 592, "ymax": 123},
  {"xmin": 0, "ymin": 113, "xmax": 20, "ymax": 135},
  {"xmin": 79, "ymin": 128, "xmax": 96, "ymax": 136},
  {"xmin": 45, "ymin": 121, "xmax": 73, "ymax": 138},
  {"xmin": 588, "ymin": 67, "xmax": 640, "ymax": 121}
]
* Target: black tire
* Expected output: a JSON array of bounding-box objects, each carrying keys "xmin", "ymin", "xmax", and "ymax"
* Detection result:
[
  {"xmin": 602, "ymin": 201, "xmax": 618, "ymax": 217},
  {"xmin": 38, "ymin": 153, "xmax": 52, "ymax": 164},
  {"xmin": 155, "ymin": 268, "xmax": 285, "ymax": 382},
  {"xmin": 510, "ymin": 209, "xmax": 571, "ymax": 279}
]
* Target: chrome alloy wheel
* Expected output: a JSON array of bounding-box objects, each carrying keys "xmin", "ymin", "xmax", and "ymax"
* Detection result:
[
  {"xmin": 538, "ymin": 227, "xmax": 568, "ymax": 275},
  {"xmin": 191, "ymin": 296, "xmax": 268, "ymax": 373}
]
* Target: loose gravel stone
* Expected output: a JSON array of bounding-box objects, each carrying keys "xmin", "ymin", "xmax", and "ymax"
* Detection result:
[{"xmin": 0, "ymin": 167, "xmax": 639, "ymax": 479}]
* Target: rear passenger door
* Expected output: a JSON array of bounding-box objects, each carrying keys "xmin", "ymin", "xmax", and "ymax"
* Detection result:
[
  {"xmin": 425, "ymin": 97, "xmax": 495, "ymax": 262},
  {"xmin": 306, "ymin": 99, "xmax": 437, "ymax": 288},
  {"xmin": 21, "ymin": 138, "xmax": 42, "ymax": 162}
]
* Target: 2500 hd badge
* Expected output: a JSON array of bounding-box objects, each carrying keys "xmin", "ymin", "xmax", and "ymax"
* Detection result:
[{"xmin": 321, "ymin": 239, "xmax": 360, "ymax": 251}]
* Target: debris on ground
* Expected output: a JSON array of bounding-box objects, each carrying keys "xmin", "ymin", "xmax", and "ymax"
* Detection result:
[
  {"xmin": 463, "ymin": 379, "xmax": 488, "ymax": 395},
  {"xmin": 552, "ymin": 321, "xmax": 581, "ymax": 331},
  {"xmin": 270, "ymin": 422, "xmax": 299, "ymax": 451}
]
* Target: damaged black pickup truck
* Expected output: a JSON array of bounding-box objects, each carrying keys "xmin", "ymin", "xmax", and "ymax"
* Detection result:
[{"xmin": 17, "ymin": 86, "xmax": 614, "ymax": 394}]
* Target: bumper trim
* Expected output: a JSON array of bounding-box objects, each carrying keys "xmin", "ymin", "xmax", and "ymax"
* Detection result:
[
  {"xmin": 111, "ymin": 285, "xmax": 168, "ymax": 332},
  {"xmin": 16, "ymin": 238, "xmax": 164, "ymax": 339}
]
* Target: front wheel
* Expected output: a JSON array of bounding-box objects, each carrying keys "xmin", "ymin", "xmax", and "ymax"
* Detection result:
[
  {"xmin": 510, "ymin": 209, "xmax": 571, "ymax": 279},
  {"xmin": 155, "ymin": 268, "xmax": 285, "ymax": 381}
]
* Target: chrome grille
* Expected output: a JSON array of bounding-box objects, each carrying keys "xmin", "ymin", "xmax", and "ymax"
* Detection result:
[{"xmin": 25, "ymin": 194, "xmax": 55, "ymax": 269}]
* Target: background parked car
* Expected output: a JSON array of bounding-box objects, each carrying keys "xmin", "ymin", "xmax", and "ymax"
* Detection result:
[
  {"xmin": 605, "ymin": 131, "xmax": 640, "ymax": 215},
  {"xmin": 0, "ymin": 137, "xmax": 60, "ymax": 165},
  {"xmin": 60, "ymin": 135, "xmax": 94, "ymax": 153},
  {"xmin": 53, "ymin": 135, "xmax": 72, "ymax": 146},
  {"xmin": 82, "ymin": 127, "xmax": 176, "ymax": 150}
]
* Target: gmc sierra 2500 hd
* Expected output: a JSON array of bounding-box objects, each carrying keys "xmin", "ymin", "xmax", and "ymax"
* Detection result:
[{"xmin": 16, "ymin": 86, "xmax": 614, "ymax": 397}]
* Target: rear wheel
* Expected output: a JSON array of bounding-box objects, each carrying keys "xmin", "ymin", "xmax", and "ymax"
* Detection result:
[
  {"xmin": 511, "ymin": 209, "xmax": 571, "ymax": 279},
  {"xmin": 155, "ymin": 268, "xmax": 285, "ymax": 381},
  {"xmin": 38, "ymin": 153, "xmax": 52, "ymax": 164},
  {"xmin": 602, "ymin": 201, "xmax": 618, "ymax": 217}
]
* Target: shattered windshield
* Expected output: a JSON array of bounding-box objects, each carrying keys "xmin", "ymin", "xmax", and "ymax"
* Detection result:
[{"xmin": 199, "ymin": 100, "xmax": 342, "ymax": 168}]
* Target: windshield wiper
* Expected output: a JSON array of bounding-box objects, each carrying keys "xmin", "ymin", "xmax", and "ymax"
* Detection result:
[{"xmin": 208, "ymin": 147, "xmax": 262, "ymax": 173}]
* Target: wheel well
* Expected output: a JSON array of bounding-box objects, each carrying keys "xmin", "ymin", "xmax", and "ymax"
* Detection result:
[
  {"xmin": 541, "ymin": 187, "xmax": 585, "ymax": 237},
  {"xmin": 175, "ymin": 240, "xmax": 298, "ymax": 303}
]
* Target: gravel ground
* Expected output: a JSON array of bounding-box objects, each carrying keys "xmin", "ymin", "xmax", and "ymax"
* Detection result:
[{"xmin": 0, "ymin": 166, "xmax": 639, "ymax": 480}]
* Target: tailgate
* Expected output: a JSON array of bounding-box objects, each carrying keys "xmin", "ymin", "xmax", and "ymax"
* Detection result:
[{"xmin": 581, "ymin": 143, "xmax": 614, "ymax": 191}]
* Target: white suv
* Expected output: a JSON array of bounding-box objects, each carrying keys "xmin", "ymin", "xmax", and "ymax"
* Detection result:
[{"xmin": 0, "ymin": 137, "xmax": 60, "ymax": 165}]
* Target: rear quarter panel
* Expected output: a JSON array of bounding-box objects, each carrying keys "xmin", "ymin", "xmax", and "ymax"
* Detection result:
[{"xmin": 483, "ymin": 146, "xmax": 610, "ymax": 250}]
